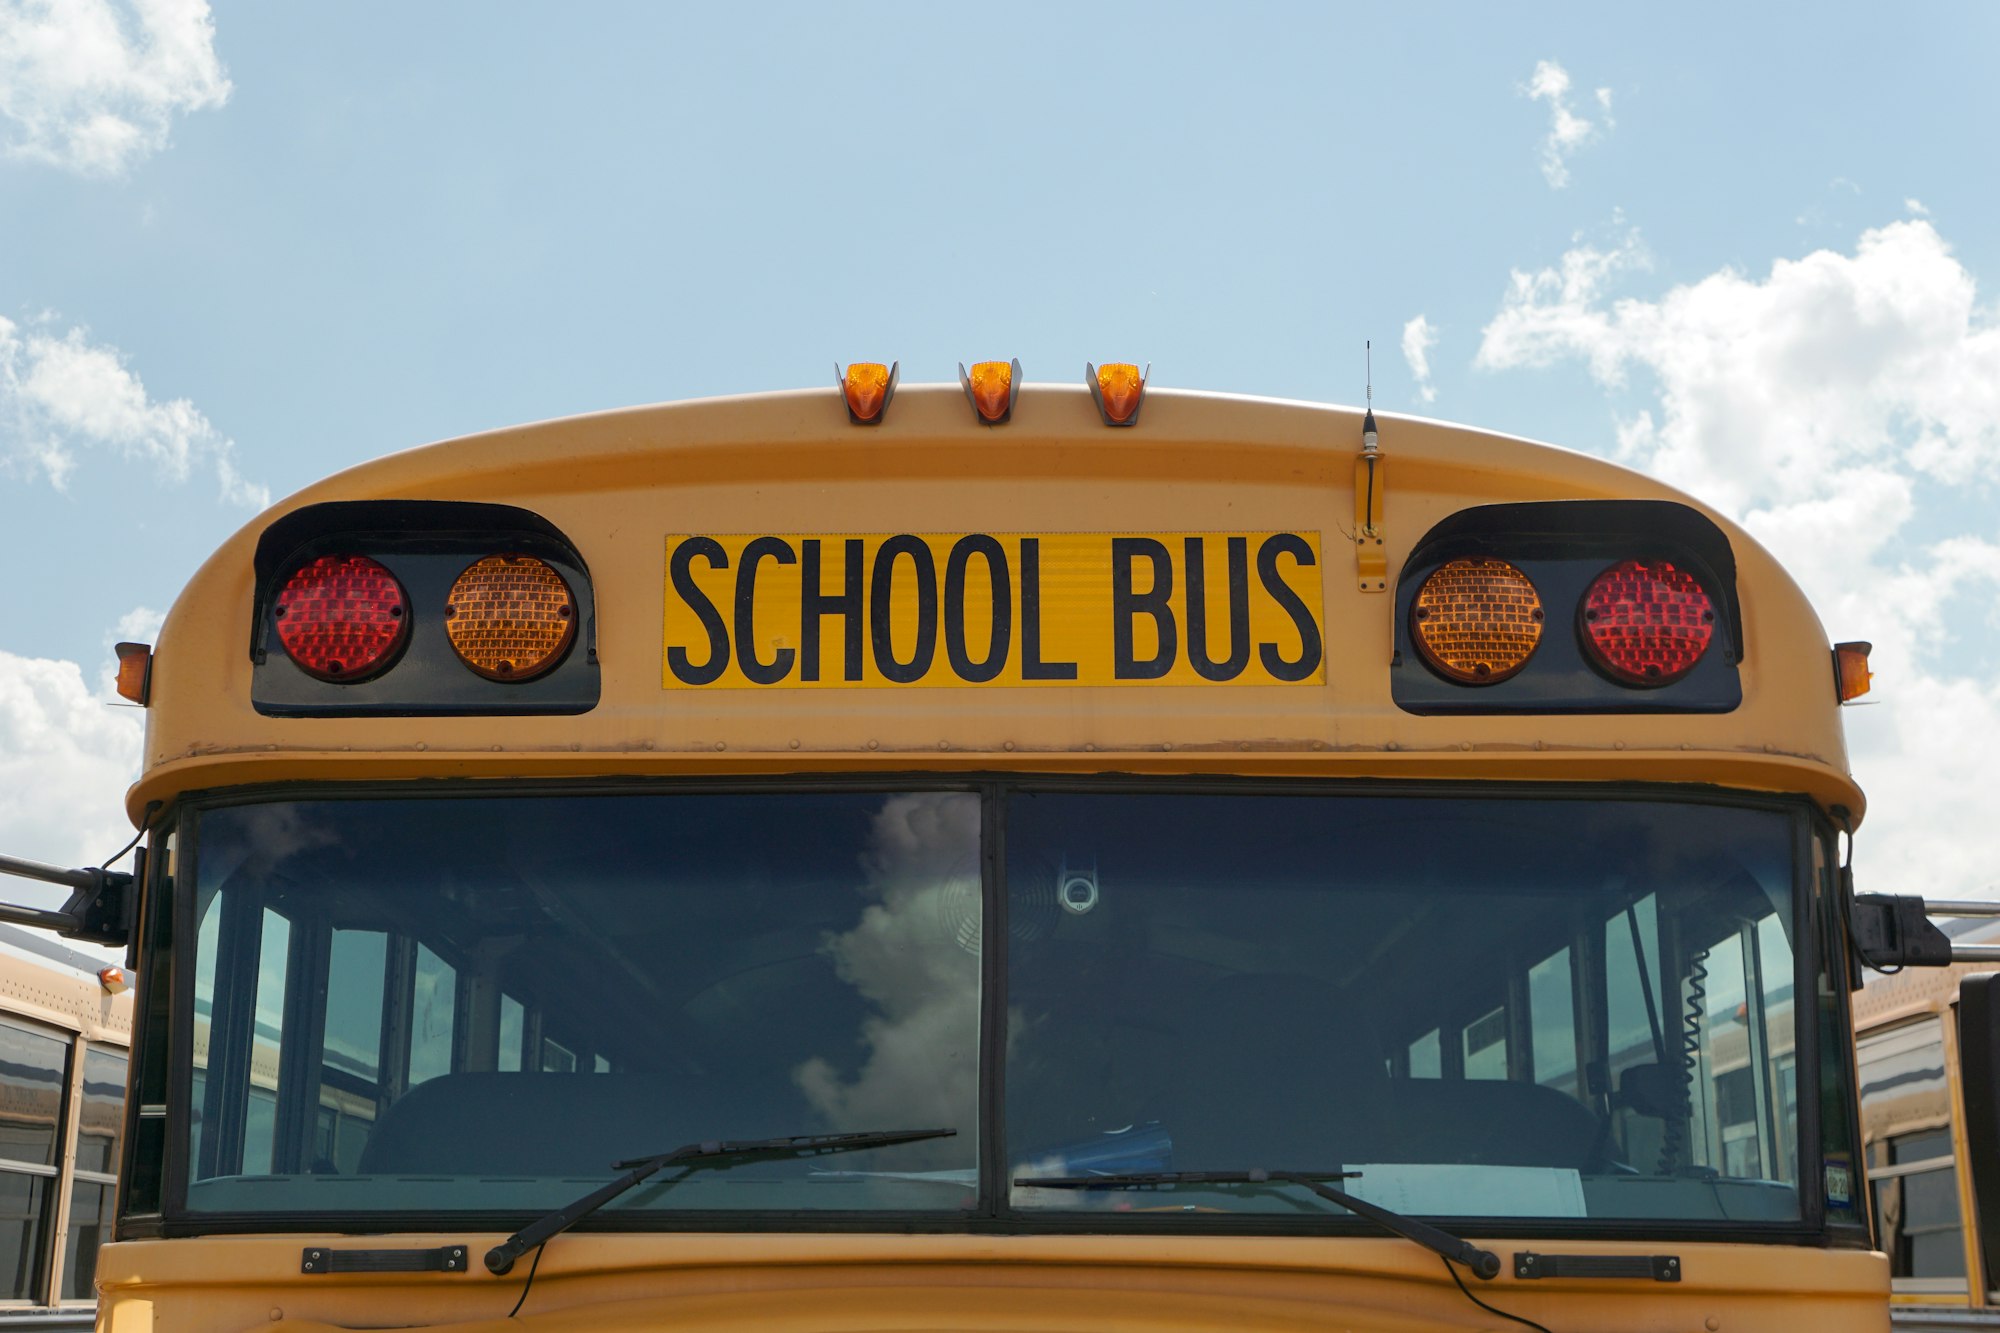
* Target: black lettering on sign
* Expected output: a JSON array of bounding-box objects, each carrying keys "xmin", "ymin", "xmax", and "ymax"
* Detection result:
[
  {"xmin": 1185, "ymin": 535, "xmax": 1250, "ymax": 682},
  {"xmin": 801, "ymin": 538, "xmax": 864, "ymax": 683},
  {"xmin": 870, "ymin": 535, "xmax": 938, "ymax": 683},
  {"xmin": 1257, "ymin": 533, "xmax": 1323, "ymax": 682},
  {"xmin": 1019, "ymin": 537, "xmax": 1078, "ymax": 681},
  {"xmin": 668, "ymin": 538, "xmax": 731, "ymax": 686},
  {"xmin": 1112, "ymin": 537, "xmax": 1176, "ymax": 680},
  {"xmin": 944, "ymin": 535, "xmax": 1011, "ymax": 683},
  {"xmin": 734, "ymin": 537, "xmax": 797, "ymax": 684}
]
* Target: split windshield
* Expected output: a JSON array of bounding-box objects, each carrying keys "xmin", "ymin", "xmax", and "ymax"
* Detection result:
[{"xmin": 179, "ymin": 786, "xmax": 1809, "ymax": 1227}]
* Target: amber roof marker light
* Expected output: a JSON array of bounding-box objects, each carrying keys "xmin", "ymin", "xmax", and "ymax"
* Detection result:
[
  {"xmin": 837, "ymin": 361, "xmax": 897, "ymax": 424},
  {"xmin": 1086, "ymin": 362, "xmax": 1148, "ymax": 426},
  {"xmin": 446, "ymin": 554, "xmax": 578, "ymax": 681},
  {"xmin": 958, "ymin": 359, "xmax": 1020, "ymax": 424},
  {"xmin": 1410, "ymin": 558, "xmax": 1545, "ymax": 685},
  {"xmin": 1834, "ymin": 641, "xmax": 1873, "ymax": 703}
]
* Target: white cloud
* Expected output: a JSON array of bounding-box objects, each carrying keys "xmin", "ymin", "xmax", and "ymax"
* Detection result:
[
  {"xmin": 1477, "ymin": 218, "xmax": 2000, "ymax": 897},
  {"xmin": 1, "ymin": 315, "xmax": 267, "ymax": 507},
  {"xmin": 0, "ymin": 0, "xmax": 229, "ymax": 177},
  {"xmin": 1522, "ymin": 59, "xmax": 1612, "ymax": 189},
  {"xmin": 1907, "ymin": 198, "xmax": 1930, "ymax": 217},
  {"xmin": 1402, "ymin": 315, "xmax": 1440, "ymax": 404},
  {"xmin": 0, "ymin": 647, "xmax": 144, "ymax": 885}
]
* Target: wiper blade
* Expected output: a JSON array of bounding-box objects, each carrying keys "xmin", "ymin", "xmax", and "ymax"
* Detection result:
[
  {"xmin": 1013, "ymin": 1168, "xmax": 1502, "ymax": 1280},
  {"xmin": 485, "ymin": 1126, "xmax": 955, "ymax": 1274}
]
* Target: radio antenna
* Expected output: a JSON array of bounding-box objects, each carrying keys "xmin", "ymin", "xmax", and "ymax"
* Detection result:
[{"xmin": 1362, "ymin": 341, "xmax": 1378, "ymax": 455}]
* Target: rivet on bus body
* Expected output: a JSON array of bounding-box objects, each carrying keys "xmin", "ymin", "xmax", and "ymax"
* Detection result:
[
  {"xmin": 1311, "ymin": 741, "xmax": 1324, "ymax": 750},
  {"xmin": 1705, "ymin": 1319, "xmax": 1720, "ymax": 1332},
  {"xmin": 1460, "ymin": 742, "xmax": 1472, "ymax": 751},
  {"xmin": 1085, "ymin": 743, "xmax": 1097, "ymax": 752},
  {"xmin": 938, "ymin": 741, "xmax": 950, "ymax": 751},
  {"xmin": 867, "ymin": 740, "xmax": 879, "ymax": 750},
  {"xmin": 492, "ymin": 745, "xmax": 502, "ymax": 752},
  {"xmin": 1239, "ymin": 742, "xmax": 1250, "ymax": 751},
  {"xmin": 1162, "ymin": 742, "xmax": 1173, "ymax": 751},
  {"xmin": 270, "ymin": 1309, "xmax": 284, "ymax": 1322},
  {"xmin": 1533, "ymin": 740, "xmax": 1544, "ymax": 751},
  {"xmin": 1613, "ymin": 741, "xmax": 1625, "ymax": 750},
  {"xmin": 416, "ymin": 742, "xmax": 427, "ymax": 752},
  {"xmin": 640, "ymin": 739, "xmax": 653, "ymax": 750},
  {"xmin": 714, "ymin": 742, "xmax": 726, "ymax": 751},
  {"xmin": 571, "ymin": 742, "xmax": 581, "ymax": 752},
  {"xmin": 1385, "ymin": 742, "xmax": 1399, "ymax": 751},
  {"xmin": 789, "ymin": 739, "xmax": 800, "ymax": 749},
  {"xmin": 1003, "ymin": 741, "xmax": 1015, "ymax": 751}
]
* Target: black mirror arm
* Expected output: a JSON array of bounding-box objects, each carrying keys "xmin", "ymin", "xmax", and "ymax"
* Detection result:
[{"xmin": 0, "ymin": 854, "xmax": 134, "ymax": 947}]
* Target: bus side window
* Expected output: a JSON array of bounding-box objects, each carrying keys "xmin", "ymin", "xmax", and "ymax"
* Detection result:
[
  {"xmin": 317, "ymin": 929, "xmax": 387, "ymax": 1173},
  {"xmin": 1858, "ymin": 1018, "xmax": 1968, "ymax": 1291},
  {"xmin": 1408, "ymin": 1030, "xmax": 1441, "ymax": 1078},
  {"xmin": 407, "ymin": 944, "xmax": 457, "ymax": 1088}
]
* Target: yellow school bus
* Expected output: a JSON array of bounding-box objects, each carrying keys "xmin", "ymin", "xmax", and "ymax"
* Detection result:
[
  {"xmin": 0, "ymin": 927, "xmax": 133, "ymax": 1324},
  {"xmin": 7, "ymin": 370, "xmax": 1921, "ymax": 1329},
  {"xmin": 1853, "ymin": 925, "xmax": 2000, "ymax": 1331}
]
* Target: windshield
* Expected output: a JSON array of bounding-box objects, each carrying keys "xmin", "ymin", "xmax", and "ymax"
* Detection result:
[
  {"xmin": 185, "ymin": 791, "xmax": 983, "ymax": 1214},
  {"xmin": 175, "ymin": 784, "xmax": 1807, "ymax": 1228},
  {"xmin": 1006, "ymin": 792, "xmax": 1802, "ymax": 1222}
]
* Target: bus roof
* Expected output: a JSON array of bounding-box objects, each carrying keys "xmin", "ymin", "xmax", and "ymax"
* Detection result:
[{"xmin": 131, "ymin": 383, "xmax": 1862, "ymax": 822}]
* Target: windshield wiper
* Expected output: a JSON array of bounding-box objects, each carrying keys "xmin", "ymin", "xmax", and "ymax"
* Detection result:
[
  {"xmin": 484, "ymin": 1127, "xmax": 955, "ymax": 1274},
  {"xmin": 1012, "ymin": 1168, "xmax": 1502, "ymax": 1280}
]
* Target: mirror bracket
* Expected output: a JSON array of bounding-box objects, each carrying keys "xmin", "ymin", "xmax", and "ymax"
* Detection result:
[
  {"xmin": 1850, "ymin": 893, "xmax": 1954, "ymax": 969},
  {"xmin": 0, "ymin": 853, "xmax": 134, "ymax": 948}
]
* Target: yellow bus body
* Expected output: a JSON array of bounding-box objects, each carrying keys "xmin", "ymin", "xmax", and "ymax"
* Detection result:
[{"xmin": 98, "ymin": 384, "xmax": 1885, "ymax": 1330}]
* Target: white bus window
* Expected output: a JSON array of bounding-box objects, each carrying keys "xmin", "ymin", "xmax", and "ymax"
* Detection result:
[
  {"xmin": 64, "ymin": 1048, "xmax": 125, "ymax": 1299},
  {"xmin": 0, "ymin": 1018, "xmax": 64, "ymax": 1300}
]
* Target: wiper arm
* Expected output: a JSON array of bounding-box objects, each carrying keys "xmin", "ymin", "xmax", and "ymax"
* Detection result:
[
  {"xmin": 485, "ymin": 1126, "xmax": 955, "ymax": 1274},
  {"xmin": 1013, "ymin": 1168, "xmax": 1502, "ymax": 1280}
]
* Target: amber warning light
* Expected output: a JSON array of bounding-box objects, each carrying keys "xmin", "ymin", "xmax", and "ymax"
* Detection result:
[
  {"xmin": 446, "ymin": 555, "xmax": 577, "ymax": 681},
  {"xmin": 113, "ymin": 641, "xmax": 151, "ymax": 705},
  {"xmin": 1411, "ymin": 558, "xmax": 1544, "ymax": 684}
]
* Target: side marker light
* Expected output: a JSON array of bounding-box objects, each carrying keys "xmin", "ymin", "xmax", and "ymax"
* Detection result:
[
  {"xmin": 959, "ymin": 359, "xmax": 1020, "ymax": 424},
  {"xmin": 1411, "ymin": 558, "xmax": 1544, "ymax": 684},
  {"xmin": 113, "ymin": 642, "xmax": 152, "ymax": 705},
  {"xmin": 838, "ymin": 361, "xmax": 897, "ymax": 424},
  {"xmin": 1834, "ymin": 641, "xmax": 1873, "ymax": 702},
  {"xmin": 1087, "ymin": 362, "xmax": 1148, "ymax": 426}
]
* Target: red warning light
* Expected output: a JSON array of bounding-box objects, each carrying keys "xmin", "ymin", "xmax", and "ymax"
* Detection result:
[
  {"xmin": 1580, "ymin": 559, "xmax": 1716, "ymax": 686},
  {"xmin": 274, "ymin": 555, "xmax": 410, "ymax": 683}
]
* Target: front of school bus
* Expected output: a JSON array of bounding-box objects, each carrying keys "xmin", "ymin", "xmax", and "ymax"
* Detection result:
[{"xmin": 90, "ymin": 377, "xmax": 1887, "ymax": 1331}]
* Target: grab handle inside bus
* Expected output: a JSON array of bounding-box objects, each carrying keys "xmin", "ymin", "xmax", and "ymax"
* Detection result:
[{"xmin": 0, "ymin": 852, "xmax": 134, "ymax": 947}]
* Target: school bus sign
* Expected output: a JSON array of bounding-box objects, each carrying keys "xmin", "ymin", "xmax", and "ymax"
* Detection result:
[{"xmin": 662, "ymin": 532, "xmax": 1325, "ymax": 689}]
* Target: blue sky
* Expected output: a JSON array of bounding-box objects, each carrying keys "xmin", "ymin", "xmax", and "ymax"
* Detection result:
[{"xmin": 3, "ymin": 1, "xmax": 1999, "ymax": 898}]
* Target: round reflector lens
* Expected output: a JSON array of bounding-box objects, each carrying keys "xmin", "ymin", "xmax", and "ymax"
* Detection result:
[
  {"xmin": 1411, "ymin": 558, "xmax": 1544, "ymax": 684},
  {"xmin": 1580, "ymin": 559, "xmax": 1715, "ymax": 686},
  {"xmin": 273, "ymin": 555, "xmax": 409, "ymax": 682},
  {"xmin": 445, "ymin": 555, "xmax": 576, "ymax": 681}
]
